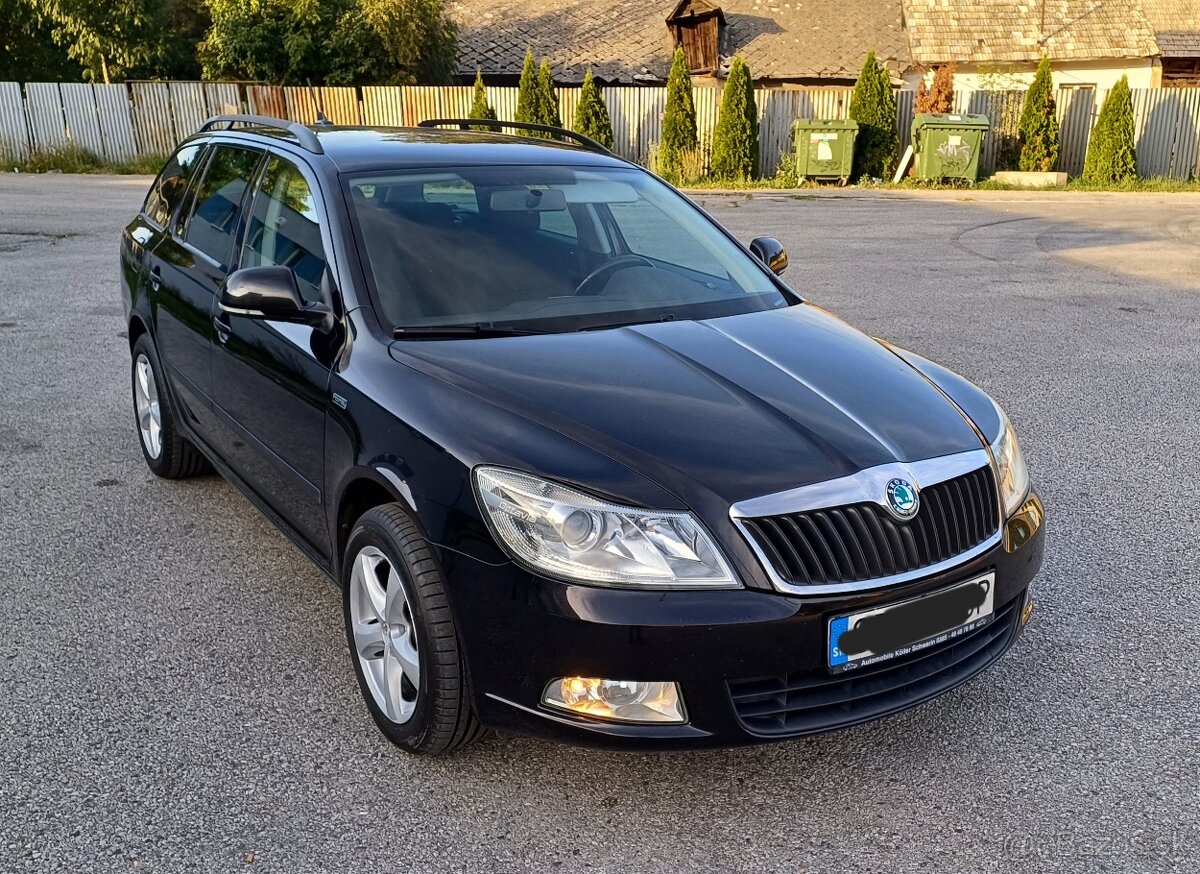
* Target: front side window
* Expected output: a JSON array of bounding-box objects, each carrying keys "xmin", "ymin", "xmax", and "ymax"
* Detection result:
[
  {"xmin": 181, "ymin": 145, "xmax": 262, "ymax": 269},
  {"xmin": 143, "ymin": 143, "xmax": 204, "ymax": 228},
  {"xmin": 345, "ymin": 165, "xmax": 788, "ymax": 333},
  {"xmin": 607, "ymin": 199, "xmax": 721, "ymax": 275},
  {"xmin": 241, "ymin": 157, "xmax": 327, "ymax": 304}
]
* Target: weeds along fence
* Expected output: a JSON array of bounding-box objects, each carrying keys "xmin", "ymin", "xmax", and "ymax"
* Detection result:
[{"xmin": 4, "ymin": 80, "xmax": 1200, "ymax": 179}]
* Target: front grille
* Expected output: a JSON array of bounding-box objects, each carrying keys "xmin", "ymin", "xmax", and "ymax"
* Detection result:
[
  {"xmin": 728, "ymin": 596, "xmax": 1021, "ymax": 736},
  {"xmin": 740, "ymin": 466, "xmax": 999, "ymax": 586}
]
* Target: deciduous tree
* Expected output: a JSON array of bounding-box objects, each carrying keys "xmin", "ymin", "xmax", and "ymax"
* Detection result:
[
  {"xmin": 915, "ymin": 62, "xmax": 955, "ymax": 114},
  {"xmin": 201, "ymin": 0, "xmax": 456, "ymax": 85},
  {"xmin": 358, "ymin": 0, "xmax": 457, "ymax": 84},
  {"xmin": 30, "ymin": 0, "xmax": 163, "ymax": 82},
  {"xmin": 0, "ymin": 0, "xmax": 84, "ymax": 81}
]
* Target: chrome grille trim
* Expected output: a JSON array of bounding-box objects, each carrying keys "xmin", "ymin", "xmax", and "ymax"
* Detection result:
[{"xmin": 731, "ymin": 449, "xmax": 1002, "ymax": 595}]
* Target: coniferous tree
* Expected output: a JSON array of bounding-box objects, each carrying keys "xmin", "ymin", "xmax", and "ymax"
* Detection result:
[
  {"xmin": 538, "ymin": 58, "xmax": 561, "ymax": 129},
  {"xmin": 660, "ymin": 45, "xmax": 698, "ymax": 181},
  {"xmin": 1083, "ymin": 75, "xmax": 1137, "ymax": 184},
  {"xmin": 848, "ymin": 50, "xmax": 898, "ymax": 180},
  {"xmin": 1018, "ymin": 56, "xmax": 1059, "ymax": 172},
  {"xmin": 710, "ymin": 55, "xmax": 758, "ymax": 181},
  {"xmin": 574, "ymin": 69, "xmax": 614, "ymax": 149},
  {"xmin": 515, "ymin": 47, "xmax": 539, "ymax": 134},
  {"xmin": 468, "ymin": 68, "xmax": 496, "ymax": 130}
]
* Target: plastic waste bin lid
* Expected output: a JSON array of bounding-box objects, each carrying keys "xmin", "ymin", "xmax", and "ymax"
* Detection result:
[{"xmin": 911, "ymin": 113, "xmax": 990, "ymax": 130}]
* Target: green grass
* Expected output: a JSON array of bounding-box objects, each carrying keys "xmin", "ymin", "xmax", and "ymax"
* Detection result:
[
  {"xmin": 1063, "ymin": 176, "xmax": 1200, "ymax": 192},
  {"xmin": 687, "ymin": 173, "xmax": 1200, "ymax": 193},
  {"xmin": 894, "ymin": 175, "xmax": 1200, "ymax": 192},
  {"xmin": 2, "ymin": 144, "xmax": 165, "ymax": 175},
  {"xmin": 684, "ymin": 176, "xmax": 822, "ymax": 191}
]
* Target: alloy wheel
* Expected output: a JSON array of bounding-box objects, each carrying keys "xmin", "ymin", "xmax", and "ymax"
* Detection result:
[
  {"xmin": 133, "ymin": 353, "xmax": 162, "ymax": 459},
  {"xmin": 349, "ymin": 545, "xmax": 421, "ymax": 724}
]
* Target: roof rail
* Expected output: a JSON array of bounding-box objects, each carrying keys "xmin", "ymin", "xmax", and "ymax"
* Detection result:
[
  {"xmin": 417, "ymin": 118, "xmax": 613, "ymax": 155},
  {"xmin": 199, "ymin": 114, "xmax": 324, "ymax": 155}
]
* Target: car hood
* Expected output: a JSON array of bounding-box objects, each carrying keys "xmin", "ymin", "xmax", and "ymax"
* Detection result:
[{"xmin": 388, "ymin": 305, "xmax": 986, "ymax": 509}]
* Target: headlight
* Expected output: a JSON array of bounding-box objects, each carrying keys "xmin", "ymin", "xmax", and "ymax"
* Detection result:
[
  {"xmin": 474, "ymin": 466, "xmax": 738, "ymax": 588},
  {"xmin": 989, "ymin": 402, "xmax": 1031, "ymax": 517}
]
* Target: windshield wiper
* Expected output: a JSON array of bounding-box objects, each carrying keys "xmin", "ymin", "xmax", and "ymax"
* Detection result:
[{"xmin": 392, "ymin": 323, "xmax": 549, "ymax": 339}]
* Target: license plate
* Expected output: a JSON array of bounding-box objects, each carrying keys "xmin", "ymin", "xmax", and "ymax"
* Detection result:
[{"xmin": 827, "ymin": 572, "xmax": 995, "ymax": 673}]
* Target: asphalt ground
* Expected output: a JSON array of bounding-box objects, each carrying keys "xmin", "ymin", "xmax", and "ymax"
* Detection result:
[{"xmin": 1, "ymin": 175, "xmax": 1198, "ymax": 873}]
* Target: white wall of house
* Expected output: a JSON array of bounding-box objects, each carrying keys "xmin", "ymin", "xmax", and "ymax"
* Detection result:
[{"xmin": 901, "ymin": 57, "xmax": 1158, "ymax": 91}]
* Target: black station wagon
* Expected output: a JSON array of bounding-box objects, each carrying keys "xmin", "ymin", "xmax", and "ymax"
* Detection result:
[{"xmin": 119, "ymin": 115, "xmax": 1045, "ymax": 755}]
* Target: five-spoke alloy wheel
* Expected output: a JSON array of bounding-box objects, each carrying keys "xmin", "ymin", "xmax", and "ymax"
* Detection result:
[
  {"xmin": 349, "ymin": 545, "xmax": 421, "ymax": 724},
  {"xmin": 133, "ymin": 353, "xmax": 162, "ymax": 460},
  {"xmin": 129, "ymin": 334, "xmax": 210, "ymax": 479},
  {"xmin": 342, "ymin": 504, "xmax": 483, "ymax": 755}
]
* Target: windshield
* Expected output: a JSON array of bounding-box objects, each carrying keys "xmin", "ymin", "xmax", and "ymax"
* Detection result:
[{"xmin": 344, "ymin": 165, "xmax": 791, "ymax": 334}]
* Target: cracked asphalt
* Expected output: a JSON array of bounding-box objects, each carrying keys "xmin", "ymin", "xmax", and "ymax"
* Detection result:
[{"xmin": 1, "ymin": 175, "xmax": 1198, "ymax": 873}]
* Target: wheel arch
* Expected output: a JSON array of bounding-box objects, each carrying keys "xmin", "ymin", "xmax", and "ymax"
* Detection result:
[
  {"xmin": 334, "ymin": 469, "xmax": 421, "ymax": 581},
  {"xmin": 128, "ymin": 313, "xmax": 150, "ymax": 352}
]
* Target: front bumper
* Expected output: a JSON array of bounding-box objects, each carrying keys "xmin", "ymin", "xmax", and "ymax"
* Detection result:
[{"xmin": 443, "ymin": 493, "xmax": 1045, "ymax": 750}]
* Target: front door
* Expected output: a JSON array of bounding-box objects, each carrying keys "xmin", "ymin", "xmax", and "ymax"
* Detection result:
[{"xmin": 208, "ymin": 154, "xmax": 335, "ymax": 558}]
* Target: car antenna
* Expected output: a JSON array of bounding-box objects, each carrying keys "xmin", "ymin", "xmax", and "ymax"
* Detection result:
[{"xmin": 306, "ymin": 78, "xmax": 332, "ymax": 126}]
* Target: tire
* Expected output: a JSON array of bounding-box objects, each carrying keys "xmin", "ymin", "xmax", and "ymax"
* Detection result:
[
  {"xmin": 342, "ymin": 504, "xmax": 484, "ymax": 755},
  {"xmin": 130, "ymin": 334, "xmax": 211, "ymax": 479}
]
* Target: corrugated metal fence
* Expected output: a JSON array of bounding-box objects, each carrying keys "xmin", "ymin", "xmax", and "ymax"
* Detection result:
[{"xmin": 2, "ymin": 80, "xmax": 1200, "ymax": 179}]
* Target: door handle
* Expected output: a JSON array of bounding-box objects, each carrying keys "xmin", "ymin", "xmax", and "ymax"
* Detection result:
[
  {"xmin": 213, "ymin": 311, "xmax": 231, "ymax": 345},
  {"xmin": 149, "ymin": 265, "xmax": 162, "ymax": 291}
]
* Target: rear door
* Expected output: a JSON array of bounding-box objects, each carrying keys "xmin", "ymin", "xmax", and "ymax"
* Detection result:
[
  {"xmin": 129, "ymin": 141, "xmax": 206, "ymax": 407},
  {"xmin": 208, "ymin": 153, "xmax": 336, "ymax": 557},
  {"xmin": 122, "ymin": 143, "xmax": 205, "ymax": 314},
  {"xmin": 153, "ymin": 143, "xmax": 263, "ymax": 442}
]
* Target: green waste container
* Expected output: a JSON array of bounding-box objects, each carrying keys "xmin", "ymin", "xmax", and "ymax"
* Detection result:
[
  {"xmin": 911, "ymin": 113, "xmax": 990, "ymax": 182},
  {"xmin": 793, "ymin": 118, "xmax": 859, "ymax": 183}
]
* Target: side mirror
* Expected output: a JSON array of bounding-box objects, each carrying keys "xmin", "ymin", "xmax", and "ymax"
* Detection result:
[
  {"xmin": 220, "ymin": 266, "xmax": 330, "ymax": 328},
  {"xmin": 749, "ymin": 237, "xmax": 789, "ymax": 275}
]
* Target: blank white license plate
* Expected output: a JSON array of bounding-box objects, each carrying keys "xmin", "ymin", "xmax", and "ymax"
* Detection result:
[{"xmin": 827, "ymin": 572, "xmax": 995, "ymax": 674}]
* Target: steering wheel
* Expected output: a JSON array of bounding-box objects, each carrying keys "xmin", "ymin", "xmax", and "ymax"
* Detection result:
[{"xmin": 574, "ymin": 254, "xmax": 656, "ymax": 296}]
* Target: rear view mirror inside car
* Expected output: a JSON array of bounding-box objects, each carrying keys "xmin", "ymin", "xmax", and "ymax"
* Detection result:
[{"xmin": 490, "ymin": 188, "xmax": 568, "ymax": 211}]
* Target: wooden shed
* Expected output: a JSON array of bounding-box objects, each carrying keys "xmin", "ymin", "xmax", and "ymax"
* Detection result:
[{"xmin": 666, "ymin": 0, "xmax": 726, "ymax": 75}]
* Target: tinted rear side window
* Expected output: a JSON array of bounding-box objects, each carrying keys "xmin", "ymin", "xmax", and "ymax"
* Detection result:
[
  {"xmin": 143, "ymin": 143, "xmax": 204, "ymax": 228},
  {"xmin": 182, "ymin": 146, "xmax": 262, "ymax": 269}
]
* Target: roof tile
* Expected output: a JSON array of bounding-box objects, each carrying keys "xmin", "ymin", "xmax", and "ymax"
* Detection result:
[
  {"xmin": 903, "ymin": 0, "xmax": 1159, "ymax": 64},
  {"xmin": 449, "ymin": 0, "xmax": 909, "ymax": 82}
]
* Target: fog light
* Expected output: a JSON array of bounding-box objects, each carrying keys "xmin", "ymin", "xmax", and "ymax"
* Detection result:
[
  {"xmin": 542, "ymin": 677, "xmax": 686, "ymax": 724},
  {"xmin": 1021, "ymin": 597, "xmax": 1035, "ymax": 627}
]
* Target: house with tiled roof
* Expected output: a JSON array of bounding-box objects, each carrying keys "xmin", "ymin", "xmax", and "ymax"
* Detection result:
[
  {"xmin": 449, "ymin": 0, "xmax": 1200, "ymax": 91},
  {"xmin": 447, "ymin": 0, "xmax": 913, "ymax": 86},
  {"xmin": 1142, "ymin": 0, "xmax": 1200, "ymax": 84},
  {"xmin": 902, "ymin": 0, "xmax": 1161, "ymax": 90}
]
